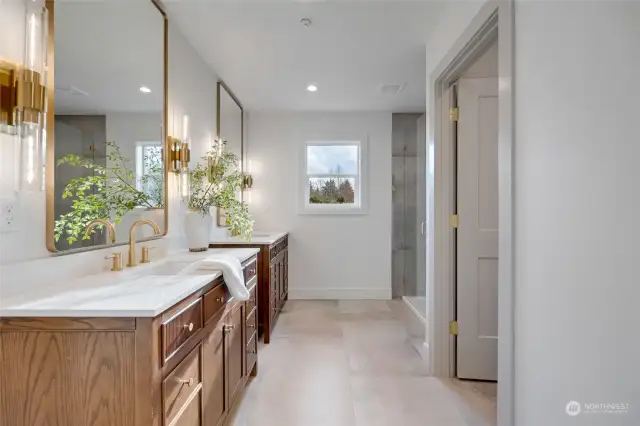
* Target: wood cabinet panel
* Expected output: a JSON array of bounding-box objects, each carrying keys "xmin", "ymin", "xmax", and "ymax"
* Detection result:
[
  {"xmin": 202, "ymin": 315, "xmax": 226, "ymax": 426},
  {"xmin": 162, "ymin": 298, "xmax": 203, "ymax": 364},
  {"xmin": 226, "ymin": 303, "xmax": 245, "ymax": 407},
  {"xmin": 169, "ymin": 386, "xmax": 201, "ymax": 426},
  {"xmin": 203, "ymin": 284, "xmax": 226, "ymax": 324},
  {"xmin": 245, "ymin": 280, "xmax": 257, "ymax": 317},
  {"xmin": 245, "ymin": 329, "xmax": 257, "ymax": 378},
  {"xmin": 0, "ymin": 331, "xmax": 135, "ymax": 426},
  {"xmin": 163, "ymin": 346, "xmax": 201, "ymax": 426}
]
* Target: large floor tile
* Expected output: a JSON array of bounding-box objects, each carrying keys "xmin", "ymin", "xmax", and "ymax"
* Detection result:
[
  {"xmin": 351, "ymin": 376, "xmax": 468, "ymax": 426},
  {"xmin": 227, "ymin": 300, "xmax": 495, "ymax": 426}
]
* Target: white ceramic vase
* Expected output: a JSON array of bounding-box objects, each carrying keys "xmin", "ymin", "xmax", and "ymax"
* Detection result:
[{"xmin": 184, "ymin": 209, "xmax": 212, "ymax": 252}]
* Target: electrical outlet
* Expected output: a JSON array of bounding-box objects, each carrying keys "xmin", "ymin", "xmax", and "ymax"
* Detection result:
[{"xmin": 0, "ymin": 197, "xmax": 21, "ymax": 233}]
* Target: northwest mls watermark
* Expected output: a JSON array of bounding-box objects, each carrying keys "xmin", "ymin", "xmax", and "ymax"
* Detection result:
[{"xmin": 566, "ymin": 401, "xmax": 631, "ymax": 416}]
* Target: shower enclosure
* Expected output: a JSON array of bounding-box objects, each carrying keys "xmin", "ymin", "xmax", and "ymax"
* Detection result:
[{"xmin": 392, "ymin": 113, "xmax": 427, "ymax": 319}]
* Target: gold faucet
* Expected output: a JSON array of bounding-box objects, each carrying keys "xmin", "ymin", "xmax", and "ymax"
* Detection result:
[
  {"xmin": 127, "ymin": 220, "xmax": 161, "ymax": 267},
  {"xmin": 85, "ymin": 219, "xmax": 116, "ymax": 244}
]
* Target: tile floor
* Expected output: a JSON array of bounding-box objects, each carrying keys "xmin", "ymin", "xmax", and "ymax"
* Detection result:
[{"xmin": 226, "ymin": 300, "xmax": 496, "ymax": 426}]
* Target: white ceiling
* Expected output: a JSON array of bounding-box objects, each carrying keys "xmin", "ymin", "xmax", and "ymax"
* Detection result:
[
  {"xmin": 165, "ymin": 0, "xmax": 443, "ymax": 112},
  {"xmin": 54, "ymin": 0, "xmax": 164, "ymax": 115}
]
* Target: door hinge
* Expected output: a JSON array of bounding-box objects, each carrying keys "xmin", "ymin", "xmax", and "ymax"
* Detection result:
[
  {"xmin": 449, "ymin": 107, "xmax": 459, "ymax": 122},
  {"xmin": 449, "ymin": 320, "xmax": 458, "ymax": 335},
  {"xmin": 450, "ymin": 214, "xmax": 459, "ymax": 229}
]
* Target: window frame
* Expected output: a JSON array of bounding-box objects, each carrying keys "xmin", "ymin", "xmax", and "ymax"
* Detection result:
[
  {"xmin": 299, "ymin": 139, "xmax": 368, "ymax": 215},
  {"xmin": 135, "ymin": 140, "xmax": 162, "ymax": 194}
]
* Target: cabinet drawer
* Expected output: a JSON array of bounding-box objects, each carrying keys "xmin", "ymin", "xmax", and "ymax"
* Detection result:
[
  {"xmin": 246, "ymin": 304, "xmax": 257, "ymax": 336},
  {"xmin": 203, "ymin": 284, "xmax": 226, "ymax": 324},
  {"xmin": 171, "ymin": 396, "xmax": 200, "ymax": 426},
  {"xmin": 243, "ymin": 257, "xmax": 257, "ymax": 282},
  {"xmin": 246, "ymin": 329, "xmax": 257, "ymax": 376},
  {"xmin": 162, "ymin": 298, "xmax": 203, "ymax": 363},
  {"xmin": 245, "ymin": 280, "xmax": 257, "ymax": 318},
  {"xmin": 163, "ymin": 346, "xmax": 202, "ymax": 426}
]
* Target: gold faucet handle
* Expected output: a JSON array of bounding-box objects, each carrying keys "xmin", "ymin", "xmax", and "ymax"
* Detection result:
[
  {"xmin": 141, "ymin": 246, "xmax": 156, "ymax": 264},
  {"xmin": 104, "ymin": 252, "xmax": 123, "ymax": 272}
]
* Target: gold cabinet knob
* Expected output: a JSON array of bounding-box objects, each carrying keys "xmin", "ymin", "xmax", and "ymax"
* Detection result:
[
  {"xmin": 180, "ymin": 377, "xmax": 194, "ymax": 387},
  {"xmin": 184, "ymin": 323, "xmax": 194, "ymax": 332},
  {"xmin": 223, "ymin": 324, "xmax": 236, "ymax": 333},
  {"xmin": 248, "ymin": 323, "xmax": 255, "ymax": 328},
  {"xmin": 216, "ymin": 297, "xmax": 224, "ymax": 303}
]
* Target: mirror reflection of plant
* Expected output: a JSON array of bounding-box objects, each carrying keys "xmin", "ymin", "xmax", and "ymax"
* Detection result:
[
  {"xmin": 54, "ymin": 141, "xmax": 158, "ymax": 245},
  {"xmin": 140, "ymin": 146, "xmax": 164, "ymax": 208},
  {"xmin": 188, "ymin": 142, "xmax": 253, "ymax": 240}
]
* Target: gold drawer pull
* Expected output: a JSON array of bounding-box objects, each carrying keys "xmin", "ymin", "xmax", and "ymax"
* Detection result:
[
  {"xmin": 179, "ymin": 377, "xmax": 194, "ymax": 387},
  {"xmin": 248, "ymin": 323, "xmax": 255, "ymax": 328},
  {"xmin": 223, "ymin": 324, "xmax": 236, "ymax": 333},
  {"xmin": 216, "ymin": 296, "xmax": 224, "ymax": 303},
  {"xmin": 183, "ymin": 323, "xmax": 194, "ymax": 332}
]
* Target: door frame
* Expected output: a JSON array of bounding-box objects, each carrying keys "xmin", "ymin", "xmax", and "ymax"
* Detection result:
[{"xmin": 427, "ymin": 1, "xmax": 514, "ymax": 425}]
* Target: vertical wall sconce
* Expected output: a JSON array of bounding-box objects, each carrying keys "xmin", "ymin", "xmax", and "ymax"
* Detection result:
[
  {"xmin": 0, "ymin": 0, "xmax": 48, "ymax": 192},
  {"xmin": 242, "ymin": 174, "xmax": 253, "ymax": 190},
  {"xmin": 168, "ymin": 114, "xmax": 191, "ymax": 198}
]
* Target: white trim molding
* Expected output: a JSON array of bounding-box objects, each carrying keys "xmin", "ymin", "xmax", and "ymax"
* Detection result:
[
  {"xmin": 288, "ymin": 288, "xmax": 390, "ymax": 300},
  {"xmin": 427, "ymin": 1, "xmax": 515, "ymax": 425}
]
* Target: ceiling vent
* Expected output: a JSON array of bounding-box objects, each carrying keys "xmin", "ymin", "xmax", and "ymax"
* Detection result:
[{"xmin": 380, "ymin": 83, "xmax": 406, "ymax": 94}]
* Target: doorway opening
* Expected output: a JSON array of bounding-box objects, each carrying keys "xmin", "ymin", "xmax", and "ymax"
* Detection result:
[{"xmin": 428, "ymin": 2, "xmax": 515, "ymax": 425}]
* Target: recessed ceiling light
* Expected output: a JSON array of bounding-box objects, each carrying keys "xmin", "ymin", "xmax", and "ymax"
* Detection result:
[
  {"xmin": 139, "ymin": 86, "xmax": 151, "ymax": 93},
  {"xmin": 307, "ymin": 84, "xmax": 318, "ymax": 92}
]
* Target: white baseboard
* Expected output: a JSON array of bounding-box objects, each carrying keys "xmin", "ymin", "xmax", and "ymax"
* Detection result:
[{"xmin": 288, "ymin": 288, "xmax": 391, "ymax": 300}]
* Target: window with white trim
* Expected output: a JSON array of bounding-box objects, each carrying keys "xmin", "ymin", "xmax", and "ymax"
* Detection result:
[
  {"xmin": 301, "ymin": 140, "xmax": 367, "ymax": 214},
  {"xmin": 135, "ymin": 141, "xmax": 163, "ymax": 206}
]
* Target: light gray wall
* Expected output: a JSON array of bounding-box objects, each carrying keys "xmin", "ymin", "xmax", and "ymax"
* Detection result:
[{"xmin": 392, "ymin": 113, "xmax": 423, "ymax": 298}]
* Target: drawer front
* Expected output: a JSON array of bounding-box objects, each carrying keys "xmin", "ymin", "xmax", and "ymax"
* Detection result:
[
  {"xmin": 245, "ymin": 280, "xmax": 257, "ymax": 317},
  {"xmin": 162, "ymin": 298, "xmax": 203, "ymax": 363},
  {"xmin": 203, "ymin": 284, "xmax": 226, "ymax": 324},
  {"xmin": 246, "ymin": 304, "xmax": 257, "ymax": 336},
  {"xmin": 163, "ymin": 346, "xmax": 202, "ymax": 426},
  {"xmin": 170, "ymin": 389, "xmax": 201, "ymax": 426},
  {"xmin": 246, "ymin": 329, "xmax": 257, "ymax": 376},
  {"xmin": 243, "ymin": 257, "xmax": 257, "ymax": 282}
]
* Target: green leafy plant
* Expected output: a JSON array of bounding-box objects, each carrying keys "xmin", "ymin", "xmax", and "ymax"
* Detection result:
[
  {"xmin": 188, "ymin": 142, "xmax": 253, "ymax": 240},
  {"xmin": 54, "ymin": 141, "xmax": 163, "ymax": 245}
]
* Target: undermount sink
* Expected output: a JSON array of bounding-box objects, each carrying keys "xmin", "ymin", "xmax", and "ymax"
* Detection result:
[{"xmin": 145, "ymin": 260, "xmax": 201, "ymax": 275}]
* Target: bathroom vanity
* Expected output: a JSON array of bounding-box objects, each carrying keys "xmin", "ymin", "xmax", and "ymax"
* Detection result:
[
  {"xmin": 210, "ymin": 232, "xmax": 288, "ymax": 343},
  {"xmin": 0, "ymin": 249, "xmax": 259, "ymax": 426}
]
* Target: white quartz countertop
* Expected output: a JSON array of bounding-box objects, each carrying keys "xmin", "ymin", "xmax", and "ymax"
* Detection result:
[
  {"xmin": 0, "ymin": 248, "xmax": 260, "ymax": 318},
  {"xmin": 211, "ymin": 231, "xmax": 288, "ymax": 245}
]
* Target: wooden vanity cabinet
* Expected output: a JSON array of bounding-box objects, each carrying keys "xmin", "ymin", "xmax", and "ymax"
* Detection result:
[
  {"xmin": 211, "ymin": 234, "xmax": 288, "ymax": 343},
  {"xmin": 0, "ymin": 255, "xmax": 259, "ymax": 426}
]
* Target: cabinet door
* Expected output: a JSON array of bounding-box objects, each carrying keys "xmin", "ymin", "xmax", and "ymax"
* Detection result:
[
  {"xmin": 283, "ymin": 249, "xmax": 289, "ymax": 298},
  {"xmin": 226, "ymin": 303, "xmax": 245, "ymax": 407},
  {"xmin": 203, "ymin": 316, "xmax": 226, "ymax": 426}
]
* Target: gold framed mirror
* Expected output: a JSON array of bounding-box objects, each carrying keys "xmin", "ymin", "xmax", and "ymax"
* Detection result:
[
  {"xmin": 216, "ymin": 81, "xmax": 243, "ymax": 227},
  {"xmin": 45, "ymin": 0, "xmax": 168, "ymax": 254}
]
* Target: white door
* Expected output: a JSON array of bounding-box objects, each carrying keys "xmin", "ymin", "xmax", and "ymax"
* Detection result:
[{"xmin": 456, "ymin": 77, "xmax": 499, "ymax": 381}]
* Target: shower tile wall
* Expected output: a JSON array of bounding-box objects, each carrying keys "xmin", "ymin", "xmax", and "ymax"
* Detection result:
[{"xmin": 392, "ymin": 113, "xmax": 422, "ymax": 298}]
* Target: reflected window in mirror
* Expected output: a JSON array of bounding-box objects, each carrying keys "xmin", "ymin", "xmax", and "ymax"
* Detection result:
[{"xmin": 135, "ymin": 141, "xmax": 163, "ymax": 207}]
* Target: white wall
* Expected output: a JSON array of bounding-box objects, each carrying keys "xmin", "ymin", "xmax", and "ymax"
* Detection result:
[
  {"xmin": 0, "ymin": 12, "xmax": 219, "ymax": 295},
  {"xmin": 246, "ymin": 112, "xmax": 392, "ymax": 299},
  {"xmin": 427, "ymin": 1, "xmax": 640, "ymax": 425},
  {"xmin": 514, "ymin": 1, "xmax": 640, "ymax": 425}
]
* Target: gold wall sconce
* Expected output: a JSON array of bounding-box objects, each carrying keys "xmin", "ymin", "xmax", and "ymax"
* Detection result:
[
  {"xmin": 243, "ymin": 174, "xmax": 253, "ymax": 190},
  {"xmin": 168, "ymin": 136, "xmax": 190, "ymax": 173},
  {"xmin": 1, "ymin": 0, "xmax": 48, "ymax": 191}
]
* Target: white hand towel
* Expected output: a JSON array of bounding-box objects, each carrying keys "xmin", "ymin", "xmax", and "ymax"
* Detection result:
[{"xmin": 199, "ymin": 255, "xmax": 249, "ymax": 301}]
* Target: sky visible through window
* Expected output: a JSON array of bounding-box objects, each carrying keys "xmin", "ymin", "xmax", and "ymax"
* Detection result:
[{"xmin": 307, "ymin": 145, "xmax": 358, "ymax": 175}]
